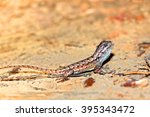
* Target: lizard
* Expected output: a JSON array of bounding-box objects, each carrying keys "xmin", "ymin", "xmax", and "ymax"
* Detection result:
[{"xmin": 0, "ymin": 40, "xmax": 113, "ymax": 81}]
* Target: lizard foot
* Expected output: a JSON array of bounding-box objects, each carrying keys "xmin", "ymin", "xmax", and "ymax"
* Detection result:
[
  {"xmin": 56, "ymin": 77, "xmax": 69, "ymax": 83},
  {"xmin": 8, "ymin": 67, "xmax": 21, "ymax": 75},
  {"xmin": 94, "ymin": 65, "xmax": 115, "ymax": 75}
]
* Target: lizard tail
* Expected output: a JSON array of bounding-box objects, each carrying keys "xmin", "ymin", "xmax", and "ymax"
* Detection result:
[{"xmin": 0, "ymin": 65, "xmax": 51, "ymax": 73}]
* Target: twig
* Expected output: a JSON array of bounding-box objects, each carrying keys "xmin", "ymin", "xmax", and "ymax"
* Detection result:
[
  {"xmin": 145, "ymin": 56, "xmax": 150, "ymax": 68},
  {"xmin": 116, "ymin": 71, "xmax": 150, "ymax": 76}
]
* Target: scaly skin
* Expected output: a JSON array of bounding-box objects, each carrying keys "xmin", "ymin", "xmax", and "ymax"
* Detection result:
[{"xmin": 0, "ymin": 41, "xmax": 113, "ymax": 80}]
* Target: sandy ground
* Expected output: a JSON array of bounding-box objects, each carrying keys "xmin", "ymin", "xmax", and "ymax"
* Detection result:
[{"xmin": 0, "ymin": 0, "xmax": 150, "ymax": 99}]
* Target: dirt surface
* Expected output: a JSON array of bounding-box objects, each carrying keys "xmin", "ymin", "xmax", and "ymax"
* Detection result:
[{"xmin": 0, "ymin": 0, "xmax": 150, "ymax": 99}]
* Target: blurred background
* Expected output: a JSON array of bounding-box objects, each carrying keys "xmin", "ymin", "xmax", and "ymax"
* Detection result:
[
  {"xmin": 0, "ymin": 0, "xmax": 149, "ymax": 63},
  {"xmin": 0, "ymin": 0, "xmax": 149, "ymax": 99}
]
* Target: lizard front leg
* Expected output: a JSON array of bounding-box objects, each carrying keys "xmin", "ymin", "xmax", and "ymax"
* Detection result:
[
  {"xmin": 93, "ymin": 65, "xmax": 104, "ymax": 74},
  {"xmin": 94, "ymin": 65, "xmax": 114, "ymax": 75}
]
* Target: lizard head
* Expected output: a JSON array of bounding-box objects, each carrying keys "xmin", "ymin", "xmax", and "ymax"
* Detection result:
[{"xmin": 93, "ymin": 40, "xmax": 113, "ymax": 62}]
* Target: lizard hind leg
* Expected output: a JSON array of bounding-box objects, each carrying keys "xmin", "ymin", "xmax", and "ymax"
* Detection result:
[
  {"xmin": 8, "ymin": 67, "xmax": 21, "ymax": 75},
  {"xmin": 56, "ymin": 70, "xmax": 74, "ymax": 83},
  {"xmin": 0, "ymin": 67, "xmax": 21, "ymax": 81}
]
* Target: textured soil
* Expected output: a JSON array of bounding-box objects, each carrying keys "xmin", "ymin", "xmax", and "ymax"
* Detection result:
[{"xmin": 0, "ymin": 0, "xmax": 150, "ymax": 99}]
